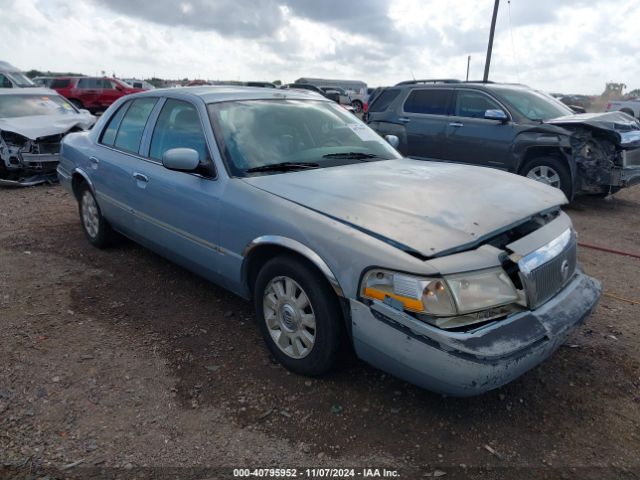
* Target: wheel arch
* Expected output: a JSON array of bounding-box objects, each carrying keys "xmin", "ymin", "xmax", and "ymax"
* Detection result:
[
  {"xmin": 71, "ymin": 169, "xmax": 95, "ymax": 200},
  {"xmin": 242, "ymin": 236, "xmax": 345, "ymax": 299}
]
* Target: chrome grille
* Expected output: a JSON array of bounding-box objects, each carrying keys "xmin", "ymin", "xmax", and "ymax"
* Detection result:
[{"xmin": 518, "ymin": 231, "xmax": 577, "ymax": 309}]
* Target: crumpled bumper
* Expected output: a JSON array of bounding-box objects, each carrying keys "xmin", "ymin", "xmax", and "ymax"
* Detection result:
[{"xmin": 350, "ymin": 270, "xmax": 601, "ymax": 396}]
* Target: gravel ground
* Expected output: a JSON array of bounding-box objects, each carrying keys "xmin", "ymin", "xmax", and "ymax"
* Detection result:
[{"xmin": 0, "ymin": 184, "xmax": 639, "ymax": 480}]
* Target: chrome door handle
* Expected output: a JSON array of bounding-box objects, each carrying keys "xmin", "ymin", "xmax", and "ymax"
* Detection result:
[
  {"xmin": 89, "ymin": 156, "xmax": 99, "ymax": 168},
  {"xmin": 449, "ymin": 122, "xmax": 464, "ymax": 127},
  {"xmin": 398, "ymin": 117, "xmax": 411, "ymax": 123},
  {"xmin": 132, "ymin": 172, "xmax": 148, "ymax": 182}
]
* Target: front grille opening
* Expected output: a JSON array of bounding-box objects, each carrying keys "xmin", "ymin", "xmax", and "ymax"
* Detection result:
[{"xmin": 486, "ymin": 210, "xmax": 560, "ymax": 251}]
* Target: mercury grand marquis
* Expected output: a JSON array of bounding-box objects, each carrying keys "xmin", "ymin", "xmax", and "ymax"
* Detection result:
[{"xmin": 57, "ymin": 86, "xmax": 601, "ymax": 396}]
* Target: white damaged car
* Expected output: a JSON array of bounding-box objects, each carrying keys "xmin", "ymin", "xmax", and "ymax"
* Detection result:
[{"xmin": 0, "ymin": 88, "xmax": 95, "ymax": 186}]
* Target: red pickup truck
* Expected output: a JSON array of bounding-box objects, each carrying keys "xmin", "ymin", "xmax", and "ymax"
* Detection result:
[{"xmin": 50, "ymin": 77, "xmax": 143, "ymax": 112}]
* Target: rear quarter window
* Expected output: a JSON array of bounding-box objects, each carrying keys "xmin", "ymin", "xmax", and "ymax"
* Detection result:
[
  {"xmin": 403, "ymin": 89, "xmax": 452, "ymax": 115},
  {"xmin": 100, "ymin": 102, "xmax": 130, "ymax": 146},
  {"xmin": 112, "ymin": 98, "xmax": 157, "ymax": 153}
]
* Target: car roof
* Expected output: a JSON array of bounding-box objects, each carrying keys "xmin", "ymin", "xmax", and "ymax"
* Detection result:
[
  {"xmin": 0, "ymin": 87, "xmax": 62, "ymax": 96},
  {"xmin": 131, "ymin": 85, "xmax": 327, "ymax": 103}
]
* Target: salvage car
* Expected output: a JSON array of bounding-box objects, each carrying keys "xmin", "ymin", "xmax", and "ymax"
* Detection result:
[
  {"xmin": 367, "ymin": 80, "xmax": 640, "ymax": 198},
  {"xmin": 0, "ymin": 88, "xmax": 95, "ymax": 186},
  {"xmin": 58, "ymin": 87, "xmax": 601, "ymax": 396}
]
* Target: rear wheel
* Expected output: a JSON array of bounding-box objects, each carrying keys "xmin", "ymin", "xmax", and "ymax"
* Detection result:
[
  {"xmin": 77, "ymin": 183, "xmax": 114, "ymax": 248},
  {"xmin": 351, "ymin": 100, "xmax": 363, "ymax": 113},
  {"xmin": 254, "ymin": 255, "xmax": 344, "ymax": 376},
  {"xmin": 522, "ymin": 157, "xmax": 572, "ymax": 199}
]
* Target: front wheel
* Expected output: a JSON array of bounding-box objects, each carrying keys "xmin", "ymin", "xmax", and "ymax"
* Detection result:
[
  {"xmin": 254, "ymin": 255, "xmax": 344, "ymax": 376},
  {"xmin": 78, "ymin": 183, "xmax": 115, "ymax": 248},
  {"xmin": 351, "ymin": 100, "xmax": 363, "ymax": 113},
  {"xmin": 522, "ymin": 157, "xmax": 572, "ymax": 199}
]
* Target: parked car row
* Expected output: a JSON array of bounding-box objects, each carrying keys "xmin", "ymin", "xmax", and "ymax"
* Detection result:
[
  {"xmin": 56, "ymin": 86, "xmax": 602, "ymax": 396},
  {"xmin": 366, "ymin": 79, "xmax": 640, "ymax": 198}
]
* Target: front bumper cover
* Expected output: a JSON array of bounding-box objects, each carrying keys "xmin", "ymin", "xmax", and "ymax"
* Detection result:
[{"xmin": 350, "ymin": 270, "xmax": 601, "ymax": 396}]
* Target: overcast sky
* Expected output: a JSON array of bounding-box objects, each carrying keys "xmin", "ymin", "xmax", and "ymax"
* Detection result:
[{"xmin": 1, "ymin": 0, "xmax": 638, "ymax": 94}]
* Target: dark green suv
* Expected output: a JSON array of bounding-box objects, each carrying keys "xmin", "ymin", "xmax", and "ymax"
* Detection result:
[{"xmin": 366, "ymin": 79, "xmax": 640, "ymax": 199}]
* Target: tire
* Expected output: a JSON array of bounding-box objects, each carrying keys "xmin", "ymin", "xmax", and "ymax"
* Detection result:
[
  {"xmin": 77, "ymin": 183, "xmax": 114, "ymax": 248},
  {"xmin": 69, "ymin": 99, "xmax": 84, "ymax": 110},
  {"xmin": 351, "ymin": 100, "xmax": 363, "ymax": 113},
  {"xmin": 253, "ymin": 255, "xmax": 344, "ymax": 376},
  {"xmin": 521, "ymin": 157, "xmax": 572, "ymax": 199}
]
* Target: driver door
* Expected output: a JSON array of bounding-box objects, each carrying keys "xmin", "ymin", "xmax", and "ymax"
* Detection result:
[{"xmin": 440, "ymin": 89, "xmax": 516, "ymax": 168}]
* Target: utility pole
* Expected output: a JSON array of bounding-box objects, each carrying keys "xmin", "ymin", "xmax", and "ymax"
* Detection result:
[
  {"xmin": 466, "ymin": 56, "xmax": 471, "ymax": 81},
  {"xmin": 483, "ymin": 0, "xmax": 500, "ymax": 82}
]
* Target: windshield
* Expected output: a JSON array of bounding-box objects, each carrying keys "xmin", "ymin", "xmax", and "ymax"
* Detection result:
[
  {"xmin": 0, "ymin": 94, "xmax": 78, "ymax": 118},
  {"xmin": 497, "ymin": 88, "xmax": 574, "ymax": 121},
  {"xmin": 5, "ymin": 72, "xmax": 35, "ymax": 87},
  {"xmin": 208, "ymin": 99, "xmax": 401, "ymax": 176}
]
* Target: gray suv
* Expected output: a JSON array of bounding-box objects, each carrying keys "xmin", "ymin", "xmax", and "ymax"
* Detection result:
[{"xmin": 367, "ymin": 80, "xmax": 640, "ymax": 199}]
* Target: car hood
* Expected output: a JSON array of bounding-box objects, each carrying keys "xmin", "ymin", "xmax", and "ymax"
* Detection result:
[
  {"xmin": 545, "ymin": 111, "xmax": 640, "ymax": 147},
  {"xmin": 0, "ymin": 113, "xmax": 96, "ymax": 140},
  {"xmin": 242, "ymin": 159, "xmax": 566, "ymax": 258}
]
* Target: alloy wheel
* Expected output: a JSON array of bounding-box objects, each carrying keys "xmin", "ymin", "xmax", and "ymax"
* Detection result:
[
  {"xmin": 263, "ymin": 276, "xmax": 316, "ymax": 359},
  {"xmin": 81, "ymin": 191, "xmax": 100, "ymax": 239},
  {"xmin": 526, "ymin": 165, "xmax": 561, "ymax": 188}
]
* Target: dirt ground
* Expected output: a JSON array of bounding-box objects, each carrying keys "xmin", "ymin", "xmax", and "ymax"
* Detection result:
[{"xmin": 0, "ymin": 184, "xmax": 639, "ymax": 480}]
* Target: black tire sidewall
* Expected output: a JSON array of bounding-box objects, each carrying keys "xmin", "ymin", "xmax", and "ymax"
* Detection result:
[
  {"xmin": 78, "ymin": 184, "xmax": 112, "ymax": 248},
  {"xmin": 253, "ymin": 255, "xmax": 343, "ymax": 376},
  {"xmin": 522, "ymin": 157, "xmax": 572, "ymax": 199}
]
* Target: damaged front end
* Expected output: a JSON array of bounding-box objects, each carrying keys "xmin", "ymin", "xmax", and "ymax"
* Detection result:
[
  {"xmin": 0, "ymin": 128, "xmax": 82, "ymax": 187},
  {"xmin": 548, "ymin": 111, "xmax": 640, "ymax": 194}
]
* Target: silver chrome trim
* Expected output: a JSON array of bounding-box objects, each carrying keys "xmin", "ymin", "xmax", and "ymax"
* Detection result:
[
  {"xmin": 243, "ymin": 235, "xmax": 345, "ymax": 297},
  {"xmin": 518, "ymin": 228, "xmax": 572, "ymax": 274}
]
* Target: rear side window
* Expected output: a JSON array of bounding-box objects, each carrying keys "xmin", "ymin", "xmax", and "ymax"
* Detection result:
[
  {"xmin": 369, "ymin": 89, "xmax": 400, "ymax": 112},
  {"xmin": 404, "ymin": 89, "xmax": 452, "ymax": 115},
  {"xmin": 50, "ymin": 79, "xmax": 70, "ymax": 89},
  {"xmin": 77, "ymin": 78, "xmax": 99, "ymax": 89},
  {"xmin": 113, "ymin": 98, "xmax": 157, "ymax": 153},
  {"xmin": 150, "ymin": 99, "xmax": 209, "ymax": 162},
  {"xmin": 100, "ymin": 102, "xmax": 130, "ymax": 146},
  {"xmin": 454, "ymin": 90, "xmax": 501, "ymax": 118}
]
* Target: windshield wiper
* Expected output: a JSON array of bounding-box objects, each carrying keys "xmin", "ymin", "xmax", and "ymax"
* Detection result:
[
  {"xmin": 322, "ymin": 152, "xmax": 383, "ymax": 160},
  {"xmin": 245, "ymin": 161, "xmax": 320, "ymax": 173}
]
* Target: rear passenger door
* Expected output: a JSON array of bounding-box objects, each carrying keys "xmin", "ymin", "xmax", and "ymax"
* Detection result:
[
  {"xmin": 75, "ymin": 78, "xmax": 101, "ymax": 109},
  {"xmin": 400, "ymin": 88, "xmax": 453, "ymax": 160},
  {"xmin": 92, "ymin": 97, "xmax": 158, "ymax": 235},
  {"xmin": 441, "ymin": 89, "xmax": 516, "ymax": 168},
  {"xmin": 127, "ymin": 98, "xmax": 225, "ymax": 281}
]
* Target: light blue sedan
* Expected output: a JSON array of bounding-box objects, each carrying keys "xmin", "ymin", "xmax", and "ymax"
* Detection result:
[{"xmin": 57, "ymin": 87, "xmax": 601, "ymax": 396}]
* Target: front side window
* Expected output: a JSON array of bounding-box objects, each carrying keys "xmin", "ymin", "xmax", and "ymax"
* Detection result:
[
  {"xmin": 0, "ymin": 94, "xmax": 77, "ymax": 118},
  {"xmin": 404, "ymin": 89, "xmax": 452, "ymax": 115},
  {"xmin": 497, "ymin": 88, "xmax": 573, "ymax": 121},
  {"xmin": 150, "ymin": 99, "xmax": 209, "ymax": 163},
  {"xmin": 113, "ymin": 98, "xmax": 157, "ymax": 153},
  {"xmin": 50, "ymin": 78, "xmax": 70, "ymax": 89},
  {"xmin": 208, "ymin": 99, "xmax": 401, "ymax": 176},
  {"xmin": 454, "ymin": 91, "xmax": 502, "ymax": 119},
  {"xmin": 78, "ymin": 78, "xmax": 101, "ymax": 89}
]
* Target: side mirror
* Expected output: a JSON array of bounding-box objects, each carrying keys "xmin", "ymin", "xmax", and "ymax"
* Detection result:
[
  {"xmin": 385, "ymin": 134, "xmax": 400, "ymax": 149},
  {"xmin": 569, "ymin": 105, "xmax": 586, "ymax": 114},
  {"xmin": 162, "ymin": 148, "xmax": 200, "ymax": 172},
  {"xmin": 484, "ymin": 109, "xmax": 508, "ymax": 122}
]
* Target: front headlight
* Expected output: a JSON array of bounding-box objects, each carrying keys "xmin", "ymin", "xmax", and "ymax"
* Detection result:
[
  {"xmin": 360, "ymin": 267, "xmax": 519, "ymax": 317},
  {"xmin": 446, "ymin": 268, "xmax": 519, "ymax": 314}
]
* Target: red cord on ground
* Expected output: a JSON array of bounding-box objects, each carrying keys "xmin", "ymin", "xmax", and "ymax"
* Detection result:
[{"xmin": 578, "ymin": 242, "xmax": 640, "ymax": 260}]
